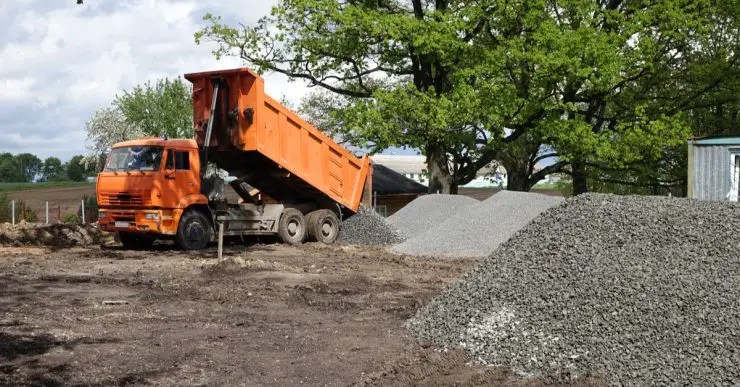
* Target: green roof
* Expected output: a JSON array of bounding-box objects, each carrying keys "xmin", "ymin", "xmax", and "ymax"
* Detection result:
[{"xmin": 691, "ymin": 136, "xmax": 740, "ymax": 146}]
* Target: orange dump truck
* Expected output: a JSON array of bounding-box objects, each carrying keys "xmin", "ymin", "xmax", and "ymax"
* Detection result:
[{"xmin": 97, "ymin": 67, "xmax": 372, "ymax": 250}]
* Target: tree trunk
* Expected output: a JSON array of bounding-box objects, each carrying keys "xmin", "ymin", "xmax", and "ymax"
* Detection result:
[
  {"xmin": 506, "ymin": 169, "xmax": 530, "ymax": 191},
  {"xmin": 426, "ymin": 144, "xmax": 458, "ymax": 194},
  {"xmin": 572, "ymin": 162, "xmax": 589, "ymax": 195}
]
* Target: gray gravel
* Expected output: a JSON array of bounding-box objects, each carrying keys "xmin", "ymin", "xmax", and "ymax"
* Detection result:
[
  {"xmin": 407, "ymin": 193, "xmax": 740, "ymax": 385},
  {"xmin": 338, "ymin": 207, "xmax": 405, "ymax": 245},
  {"xmin": 392, "ymin": 191, "xmax": 563, "ymax": 258},
  {"xmin": 387, "ymin": 194, "xmax": 479, "ymax": 239}
]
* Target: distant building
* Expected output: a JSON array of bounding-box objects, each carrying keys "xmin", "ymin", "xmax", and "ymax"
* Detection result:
[
  {"xmin": 371, "ymin": 164, "xmax": 427, "ymax": 216},
  {"xmin": 370, "ymin": 154, "xmax": 555, "ymax": 188},
  {"xmin": 688, "ymin": 136, "xmax": 740, "ymax": 201}
]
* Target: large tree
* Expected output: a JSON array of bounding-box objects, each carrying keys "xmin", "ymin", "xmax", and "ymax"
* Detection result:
[
  {"xmin": 114, "ymin": 77, "xmax": 193, "ymax": 140},
  {"xmin": 197, "ymin": 0, "xmax": 731, "ymax": 194},
  {"xmin": 0, "ymin": 153, "xmax": 22, "ymax": 183},
  {"xmin": 14, "ymin": 153, "xmax": 42, "ymax": 182},
  {"xmin": 42, "ymin": 157, "xmax": 66, "ymax": 182},
  {"xmin": 84, "ymin": 106, "xmax": 143, "ymax": 172},
  {"xmin": 66, "ymin": 155, "xmax": 87, "ymax": 182}
]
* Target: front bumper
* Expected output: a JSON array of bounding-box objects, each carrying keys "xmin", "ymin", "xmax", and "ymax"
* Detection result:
[{"xmin": 98, "ymin": 209, "xmax": 178, "ymax": 235}]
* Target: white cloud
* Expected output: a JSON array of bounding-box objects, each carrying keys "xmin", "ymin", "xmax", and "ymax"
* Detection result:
[{"xmin": 0, "ymin": 0, "xmax": 309, "ymax": 161}]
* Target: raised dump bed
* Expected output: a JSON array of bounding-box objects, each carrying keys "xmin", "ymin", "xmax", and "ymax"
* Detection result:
[{"xmin": 184, "ymin": 68, "xmax": 372, "ymax": 213}]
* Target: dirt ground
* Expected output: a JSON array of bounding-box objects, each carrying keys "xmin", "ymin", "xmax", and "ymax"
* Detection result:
[{"xmin": 0, "ymin": 241, "xmax": 603, "ymax": 386}]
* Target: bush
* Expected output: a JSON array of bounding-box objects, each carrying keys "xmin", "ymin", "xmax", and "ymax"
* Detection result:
[
  {"xmin": 61, "ymin": 214, "xmax": 80, "ymax": 225},
  {"xmin": 78, "ymin": 194, "xmax": 98, "ymax": 222},
  {"xmin": 0, "ymin": 193, "xmax": 37, "ymax": 223},
  {"xmin": 20, "ymin": 205, "xmax": 37, "ymax": 222}
]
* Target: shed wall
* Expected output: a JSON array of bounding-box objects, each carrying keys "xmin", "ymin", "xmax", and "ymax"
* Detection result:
[{"xmin": 691, "ymin": 144, "xmax": 735, "ymax": 201}]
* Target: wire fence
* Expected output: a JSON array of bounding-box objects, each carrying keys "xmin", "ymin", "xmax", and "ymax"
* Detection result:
[{"xmin": 5, "ymin": 199, "xmax": 95, "ymax": 225}]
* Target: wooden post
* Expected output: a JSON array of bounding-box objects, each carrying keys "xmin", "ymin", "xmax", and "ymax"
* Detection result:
[
  {"xmin": 81, "ymin": 199, "xmax": 85, "ymax": 224},
  {"xmin": 45, "ymin": 201, "xmax": 49, "ymax": 224},
  {"xmin": 218, "ymin": 222, "xmax": 225, "ymax": 260},
  {"xmin": 11, "ymin": 200, "xmax": 15, "ymax": 225}
]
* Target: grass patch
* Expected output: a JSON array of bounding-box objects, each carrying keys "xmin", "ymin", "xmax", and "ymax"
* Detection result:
[
  {"xmin": 0, "ymin": 181, "xmax": 94, "ymax": 192},
  {"xmin": 532, "ymin": 182, "xmax": 559, "ymax": 190}
]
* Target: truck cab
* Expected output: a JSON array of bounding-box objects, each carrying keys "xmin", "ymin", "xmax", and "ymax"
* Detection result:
[{"xmin": 97, "ymin": 138, "xmax": 212, "ymax": 250}]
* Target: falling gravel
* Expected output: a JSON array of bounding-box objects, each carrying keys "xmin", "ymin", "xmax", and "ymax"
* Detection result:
[
  {"xmin": 408, "ymin": 194, "xmax": 740, "ymax": 385},
  {"xmin": 338, "ymin": 207, "xmax": 405, "ymax": 245},
  {"xmin": 387, "ymin": 194, "xmax": 479, "ymax": 239},
  {"xmin": 392, "ymin": 191, "xmax": 563, "ymax": 258}
]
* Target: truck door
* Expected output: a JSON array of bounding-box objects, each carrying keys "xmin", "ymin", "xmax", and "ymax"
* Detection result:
[{"xmin": 163, "ymin": 148, "xmax": 199, "ymax": 208}]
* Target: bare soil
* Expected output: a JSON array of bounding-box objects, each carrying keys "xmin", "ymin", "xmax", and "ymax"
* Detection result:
[
  {"xmin": 7, "ymin": 185, "xmax": 96, "ymax": 220},
  {"xmin": 0, "ymin": 242, "xmax": 601, "ymax": 386}
]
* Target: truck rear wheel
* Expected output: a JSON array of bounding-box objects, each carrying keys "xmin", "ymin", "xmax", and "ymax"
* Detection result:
[
  {"xmin": 175, "ymin": 209, "xmax": 213, "ymax": 250},
  {"xmin": 118, "ymin": 232, "xmax": 155, "ymax": 250},
  {"xmin": 307, "ymin": 209, "xmax": 339, "ymax": 244},
  {"xmin": 278, "ymin": 208, "xmax": 306, "ymax": 245}
]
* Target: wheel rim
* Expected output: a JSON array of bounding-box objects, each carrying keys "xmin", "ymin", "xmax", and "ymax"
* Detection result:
[
  {"xmin": 185, "ymin": 220, "xmax": 205, "ymax": 244},
  {"xmin": 321, "ymin": 221, "xmax": 333, "ymax": 238},
  {"xmin": 287, "ymin": 218, "xmax": 300, "ymax": 237}
]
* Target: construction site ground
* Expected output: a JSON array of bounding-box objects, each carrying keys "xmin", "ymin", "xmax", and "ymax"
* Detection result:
[{"xmin": 0, "ymin": 242, "xmax": 598, "ymax": 386}]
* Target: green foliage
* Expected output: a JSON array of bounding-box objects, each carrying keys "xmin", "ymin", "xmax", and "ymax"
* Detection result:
[
  {"xmin": 0, "ymin": 153, "xmax": 47, "ymax": 183},
  {"xmin": 61, "ymin": 214, "xmax": 80, "ymax": 225},
  {"xmin": 0, "ymin": 193, "xmax": 37, "ymax": 223},
  {"xmin": 114, "ymin": 77, "xmax": 193, "ymax": 139},
  {"xmin": 197, "ymin": 0, "xmax": 737, "ymax": 194},
  {"xmin": 42, "ymin": 157, "xmax": 66, "ymax": 182},
  {"xmin": 0, "ymin": 193, "xmax": 12, "ymax": 222},
  {"xmin": 78, "ymin": 195, "xmax": 98, "ymax": 223},
  {"xmin": 15, "ymin": 153, "xmax": 42, "ymax": 182},
  {"xmin": 0, "ymin": 153, "xmax": 22, "ymax": 182},
  {"xmin": 66, "ymin": 155, "xmax": 87, "ymax": 182}
]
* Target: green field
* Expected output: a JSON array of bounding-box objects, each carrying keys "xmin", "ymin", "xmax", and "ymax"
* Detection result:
[
  {"xmin": 532, "ymin": 182, "xmax": 559, "ymax": 189},
  {"xmin": 0, "ymin": 181, "xmax": 95, "ymax": 192}
]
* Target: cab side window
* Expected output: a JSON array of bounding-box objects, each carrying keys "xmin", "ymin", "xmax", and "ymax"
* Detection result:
[
  {"xmin": 175, "ymin": 151, "xmax": 190, "ymax": 170},
  {"xmin": 165, "ymin": 149, "xmax": 174, "ymax": 170}
]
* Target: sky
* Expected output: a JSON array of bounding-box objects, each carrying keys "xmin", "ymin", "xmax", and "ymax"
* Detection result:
[{"xmin": 0, "ymin": 0, "xmax": 318, "ymax": 162}]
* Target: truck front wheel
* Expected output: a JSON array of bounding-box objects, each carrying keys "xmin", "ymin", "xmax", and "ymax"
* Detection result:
[
  {"xmin": 175, "ymin": 210, "xmax": 213, "ymax": 250},
  {"xmin": 278, "ymin": 208, "xmax": 306, "ymax": 245}
]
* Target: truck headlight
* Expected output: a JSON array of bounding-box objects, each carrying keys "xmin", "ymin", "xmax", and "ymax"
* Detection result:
[{"xmin": 145, "ymin": 213, "xmax": 159, "ymax": 220}]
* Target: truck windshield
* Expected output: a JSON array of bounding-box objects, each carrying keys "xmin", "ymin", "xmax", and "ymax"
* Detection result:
[{"xmin": 105, "ymin": 146, "xmax": 164, "ymax": 172}]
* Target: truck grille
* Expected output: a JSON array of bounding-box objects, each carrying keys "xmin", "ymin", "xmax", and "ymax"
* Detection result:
[{"xmin": 100, "ymin": 192, "xmax": 151, "ymax": 207}]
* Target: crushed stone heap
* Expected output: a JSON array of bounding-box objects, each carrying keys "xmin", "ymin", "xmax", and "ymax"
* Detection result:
[
  {"xmin": 393, "ymin": 191, "xmax": 563, "ymax": 258},
  {"xmin": 408, "ymin": 193, "xmax": 740, "ymax": 385},
  {"xmin": 338, "ymin": 207, "xmax": 405, "ymax": 245},
  {"xmin": 386, "ymin": 194, "xmax": 479, "ymax": 239}
]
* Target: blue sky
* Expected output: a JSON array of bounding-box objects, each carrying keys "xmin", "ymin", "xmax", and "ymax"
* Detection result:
[{"xmin": 0, "ymin": 0, "xmax": 333, "ymax": 162}]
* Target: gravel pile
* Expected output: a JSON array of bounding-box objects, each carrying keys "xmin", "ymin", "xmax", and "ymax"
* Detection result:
[
  {"xmin": 338, "ymin": 207, "xmax": 405, "ymax": 245},
  {"xmin": 0, "ymin": 222, "xmax": 105, "ymax": 247},
  {"xmin": 408, "ymin": 193, "xmax": 740, "ymax": 385},
  {"xmin": 387, "ymin": 194, "xmax": 479, "ymax": 238},
  {"xmin": 392, "ymin": 191, "xmax": 563, "ymax": 258}
]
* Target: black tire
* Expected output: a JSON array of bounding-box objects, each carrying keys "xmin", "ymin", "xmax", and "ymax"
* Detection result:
[
  {"xmin": 277, "ymin": 208, "xmax": 306, "ymax": 245},
  {"xmin": 305, "ymin": 211, "xmax": 320, "ymax": 242},
  {"xmin": 175, "ymin": 209, "xmax": 213, "ymax": 250},
  {"xmin": 308, "ymin": 209, "xmax": 340, "ymax": 244},
  {"xmin": 118, "ymin": 232, "xmax": 155, "ymax": 250}
]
